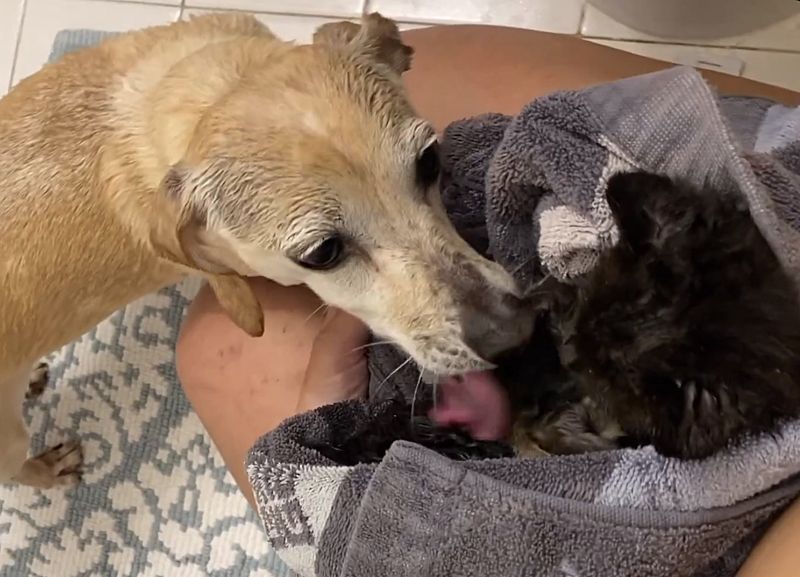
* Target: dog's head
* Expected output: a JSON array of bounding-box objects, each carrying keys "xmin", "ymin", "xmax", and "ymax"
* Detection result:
[{"xmin": 162, "ymin": 13, "xmax": 533, "ymax": 375}]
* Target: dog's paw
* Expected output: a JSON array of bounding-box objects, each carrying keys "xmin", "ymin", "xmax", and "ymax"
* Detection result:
[
  {"xmin": 17, "ymin": 441, "xmax": 83, "ymax": 488},
  {"xmin": 26, "ymin": 362, "xmax": 49, "ymax": 399}
]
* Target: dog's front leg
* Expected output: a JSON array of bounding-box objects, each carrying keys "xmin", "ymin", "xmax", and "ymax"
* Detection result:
[
  {"xmin": 0, "ymin": 365, "xmax": 82, "ymax": 488},
  {"xmin": 25, "ymin": 361, "xmax": 49, "ymax": 399}
]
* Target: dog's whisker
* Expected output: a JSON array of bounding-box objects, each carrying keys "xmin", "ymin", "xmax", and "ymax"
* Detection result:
[
  {"xmin": 512, "ymin": 255, "xmax": 537, "ymax": 276},
  {"xmin": 351, "ymin": 340, "xmax": 398, "ymax": 353},
  {"xmin": 525, "ymin": 273, "xmax": 554, "ymax": 292},
  {"xmin": 304, "ymin": 303, "xmax": 329, "ymax": 325},
  {"xmin": 410, "ymin": 370, "xmax": 424, "ymax": 425},
  {"xmin": 373, "ymin": 356, "xmax": 412, "ymax": 398}
]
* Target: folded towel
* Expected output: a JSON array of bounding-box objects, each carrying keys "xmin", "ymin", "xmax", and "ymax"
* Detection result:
[{"xmin": 247, "ymin": 66, "xmax": 800, "ymax": 577}]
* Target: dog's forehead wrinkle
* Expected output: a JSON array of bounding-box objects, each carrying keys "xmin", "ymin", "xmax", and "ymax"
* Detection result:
[
  {"xmin": 407, "ymin": 118, "xmax": 436, "ymax": 145},
  {"xmin": 283, "ymin": 208, "xmax": 342, "ymax": 248},
  {"xmin": 306, "ymin": 113, "xmax": 416, "ymax": 176},
  {"xmin": 257, "ymin": 50, "xmax": 412, "ymax": 131},
  {"xmin": 186, "ymin": 158, "xmax": 267, "ymax": 223},
  {"xmin": 331, "ymin": 57, "xmax": 410, "ymax": 121}
]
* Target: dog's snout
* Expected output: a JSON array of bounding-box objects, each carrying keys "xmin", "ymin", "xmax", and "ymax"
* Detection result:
[
  {"xmin": 501, "ymin": 290, "xmax": 528, "ymax": 310},
  {"xmin": 460, "ymin": 287, "xmax": 536, "ymax": 363},
  {"xmin": 463, "ymin": 322, "xmax": 533, "ymax": 363}
]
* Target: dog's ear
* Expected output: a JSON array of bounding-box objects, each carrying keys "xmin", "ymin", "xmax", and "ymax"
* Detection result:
[
  {"xmin": 313, "ymin": 12, "xmax": 413, "ymax": 75},
  {"xmin": 606, "ymin": 171, "xmax": 673, "ymax": 252},
  {"xmin": 206, "ymin": 275, "xmax": 265, "ymax": 337},
  {"xmin": 159, "ymin": 165, "xmax": 265, "ymax": 337}
]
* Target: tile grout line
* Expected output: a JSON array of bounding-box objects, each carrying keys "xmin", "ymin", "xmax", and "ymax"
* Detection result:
[
  {"xmin": 181, "ymin": 6, "xmax": 367, "ymax": 21},
  {"xmin": 575, "ymin": 0, "xmax": 588, "ymax": 37},
  {"xmin": 8, "ymin": 0, "xmax": 28, "ymax": 91},
  {"xmin": 72, "ymin": 0, "xmax": 182, "ymax": 7}
]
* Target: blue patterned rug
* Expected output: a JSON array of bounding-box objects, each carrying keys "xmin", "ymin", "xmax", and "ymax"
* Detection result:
[{"xmin": 0, "ymin": 30, "xmax": 292, "ymax": 577}]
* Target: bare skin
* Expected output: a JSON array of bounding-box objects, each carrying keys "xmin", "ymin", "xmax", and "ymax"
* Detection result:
[
  {"xmin": 177, "ymin": 280, "xmax": 368, "ymax": 506},
  {"xmin": 175, "ymin": 24, "xmax": 800, "ymax": 573}
]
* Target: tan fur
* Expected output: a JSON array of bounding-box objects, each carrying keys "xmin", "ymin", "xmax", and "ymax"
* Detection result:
[{"xmin": 0, "ymin": 13, "xmax": 532, "ymax": 488}]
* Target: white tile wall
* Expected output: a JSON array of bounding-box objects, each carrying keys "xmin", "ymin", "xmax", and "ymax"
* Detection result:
[
  {"xmin": 0, "ymin": 0, "xmax": 25, "ymax": 93},
  {"xmin": 1, "ymin": 0, "xmax": 799, "ymax": 96},
  {"xmin": 12, "ymin": 0, "xmax": 179, "ymax": 86},
  {"xmin": 112, "ymin": 0, "xmax": 181, "ymax": 5},
  {"xmin": 183, "ymin": 9, "xmax": 350, "ymax": 44},
  {"xmin": 185, "ymin": 0, "xmax": 364, "ymax": 18},
  {"xmin": 367, "ymin": 0, "xmax": 585, "ymax": 32}
]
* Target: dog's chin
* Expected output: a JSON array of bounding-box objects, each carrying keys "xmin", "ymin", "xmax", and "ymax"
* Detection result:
[
  {"xmin": 409, "ymin": 334, "xmax": 534, "ymax": 386},
  {"xmin": 412, "ymin": 355, "xmax": 495, "ymax": 381},
  {"xmin": 378, "ymin": 330, "xmax": 492, "ymax": 375}
]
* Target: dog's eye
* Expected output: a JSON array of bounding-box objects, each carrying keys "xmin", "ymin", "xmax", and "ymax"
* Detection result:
[
  {"xmin": 416, "ymin": 142, "xmax": 440, "ymax": 188},
  {"xmin": 296, "ymin": 237, "xmax": 345, "ymax": 270}
]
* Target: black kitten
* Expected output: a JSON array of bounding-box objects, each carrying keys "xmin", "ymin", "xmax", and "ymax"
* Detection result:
[
  {"xmin": 537, "ymin": 171, "xmax": 800, "ymax": 459},
  {"xmin": 494, "ymin": 314, "xmax": 625, "ymax": 457}
]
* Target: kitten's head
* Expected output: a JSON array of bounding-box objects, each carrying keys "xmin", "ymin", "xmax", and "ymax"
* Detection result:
[
  {"xmin": 605, "ymin": 171, "xmax": 751, "ymax": 263},
  {"xmin": 573, "ymin": 171, "xmax": 794, "ymax": 368},
  {"xmin": 563, "ymin": 171, "xmax": 800, "ymax": 458},
  {"xmin": 568, "ymin": 172, "xmax": 735, "ymax": 368}
]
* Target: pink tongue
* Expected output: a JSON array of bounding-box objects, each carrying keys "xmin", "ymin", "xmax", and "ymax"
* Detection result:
[{"xmin": 429, "ymin": 371, "xmax": 511, "ymax": 441}]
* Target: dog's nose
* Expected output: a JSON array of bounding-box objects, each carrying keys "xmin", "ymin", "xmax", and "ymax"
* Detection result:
[
  {"xmin": 462, "ymin": 293, "xmax": 536, "ymax": 362},
  {"xmin": 502, "ymin": 291, "xmax": 529, "ymax": 310}
]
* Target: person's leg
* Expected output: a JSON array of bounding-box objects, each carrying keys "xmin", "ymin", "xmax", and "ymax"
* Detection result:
[
  {"xmin": 176, "ymin": 280, "xmax": 320, "ymax": 505},
  {"xmin": 402, "ymin": 25, "xmax": 799, "ymax": 133},
  {"xmin": 176, "ymin": 279, "xmax": 368, "ymax": 507},
  {"xmin": 736, "ymin": 494, "xmax": 800, "ymax": 577}
]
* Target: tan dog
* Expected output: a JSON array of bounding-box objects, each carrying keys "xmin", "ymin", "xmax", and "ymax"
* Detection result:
[{"xmin": 0, "ymin": 13, "xmax": 532, "ymax": 488}]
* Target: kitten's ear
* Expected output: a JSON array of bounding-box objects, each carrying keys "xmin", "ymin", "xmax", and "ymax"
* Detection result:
[{"xmin": 606, "ymin": 171, "xmax": 671, "ymax": 251}]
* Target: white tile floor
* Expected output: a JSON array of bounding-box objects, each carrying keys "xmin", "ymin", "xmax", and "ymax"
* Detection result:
[{"xmin": 1, "ymin": 0, "xmax": 799, "ymax": 96}]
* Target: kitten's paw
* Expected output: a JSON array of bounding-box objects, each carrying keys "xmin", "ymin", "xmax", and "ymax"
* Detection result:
[{"xmin": 656, "ymin": 380, "xmax": 734, "ymax": 459}]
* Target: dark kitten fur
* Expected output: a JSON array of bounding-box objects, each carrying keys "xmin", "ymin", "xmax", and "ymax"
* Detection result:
[
  {"xmin": 495, "ymin": 314, "xmax": 624, "ymax": 457},
  {"xmin": 536, "ymin": 171, "xmax": 800, "ymax": 459}
]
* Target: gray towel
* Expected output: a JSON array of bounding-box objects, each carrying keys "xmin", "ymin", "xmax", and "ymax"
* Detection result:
[{"xmin": 247, "ymin": 66, "xmax": 800, "ymax": 577}]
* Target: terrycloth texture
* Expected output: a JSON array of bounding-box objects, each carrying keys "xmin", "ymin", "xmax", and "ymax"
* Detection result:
[
  {"xmin": 0, "ymin": 31, "xmax": 293, "ymax": 577},
  {"xmin": 247, "ymin": 66, "xmax": 800, "ymax": 577}
]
